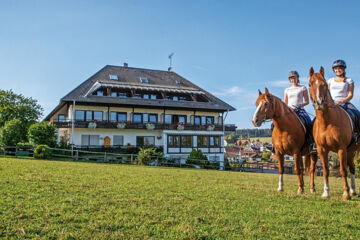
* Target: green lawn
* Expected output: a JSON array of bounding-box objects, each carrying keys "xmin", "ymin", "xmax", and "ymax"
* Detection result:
[
  {"xmin": 249, "ymin": 137, "xmax": 272, "ymax": 143},
  {"xmin": 1, "ymin": 157, "xmax": 360, "ymax": 239}
]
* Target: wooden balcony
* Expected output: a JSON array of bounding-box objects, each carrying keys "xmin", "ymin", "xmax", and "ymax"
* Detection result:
[{"xmin": 52, "ymin": 120, "xmax": 229, "ymax": 131}]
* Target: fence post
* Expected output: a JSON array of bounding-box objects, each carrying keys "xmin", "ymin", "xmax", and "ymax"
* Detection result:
[
  {"xmin": 131, "ymin": 154, "xmax": 133, "ymax": 164},
  {"xmin": 104, "ymin": 152, "xmax": 107, "ymax": 162},
  {"xmin": 76, "ymin": 150, "xmax": 79, "ymax": 161}
]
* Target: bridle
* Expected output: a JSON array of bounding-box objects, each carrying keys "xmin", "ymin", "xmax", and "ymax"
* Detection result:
[{"xmin": 260, "ymin": 95, "xmax": 293, "ymax": 123}]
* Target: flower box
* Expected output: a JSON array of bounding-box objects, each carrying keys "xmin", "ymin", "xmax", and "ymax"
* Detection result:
[
  {"xmin": 206, "ymin": 124, "xmax": 215, "ymax": 131},
  {"xmin": 117, "ymin": 122, "xmax": 126, "ymax": 129},
  {"xmin": 177, "ymin": 122, "xmax": 185, "ymax": 131},
  {"xmin": 146, "ymin": 122, "xmax": 155, "ymax": 130},
  {"xmin": 88, "ymin": 121, "xmax": 97, "ymax": 129}
]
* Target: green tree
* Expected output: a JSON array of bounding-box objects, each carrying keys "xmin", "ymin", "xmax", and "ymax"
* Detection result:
[
  {"xmin": 186, "ymin": 149, "xmax": 208, "ymax": 166},
  {"xmin": 0, "ymin": 89, "xmax": 43, "ymax": 128},
  {"xmin": 0, "ymin": 119, "xmax": 26, "ymax": 146},
  {"xmin": 261, "ymin": 152, "xmax": 271, "ymax": 161},
  {"xmin": 28, "ymin": 122, "xmax": 57, "ymax": 147}
]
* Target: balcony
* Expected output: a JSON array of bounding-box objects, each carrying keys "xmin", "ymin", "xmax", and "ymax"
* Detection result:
[{"xmin": 52, "ymin": 120, "xmax": 229, "ymax": 131}]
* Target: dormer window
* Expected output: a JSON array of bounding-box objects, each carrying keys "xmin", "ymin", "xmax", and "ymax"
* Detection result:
[
  {"xmin": 97, "ymin": 91, "xmax": 103, "ymax": 96},
  {"xmin": 140, "ymin": 77, "xmax": 148, "ymax": 83},
  {"xmin": 109, "ymin": 74, "xmax": 118, "ymax": 80},
  {"xmin": 111, "ymin": 92, "xmax": 117, "ymax": 97},
  {"xmin": 175, "ymin": 79, "xmax": 181, "ymax": 84}
]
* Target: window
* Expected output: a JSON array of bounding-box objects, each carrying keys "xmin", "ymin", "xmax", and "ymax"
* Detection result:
[
  {"xmin": 206, "ymin": 116, "xmax": 214, "ymax": 124},
  {"xmin": 201, "ymin": 116, "xmax": 206, "ymax": 125},
  {"xmin": 209, "ymin": 136, "xmax": 220, "ymax": 147},
  {"xmin": 140, "ymin": 77, "xmax": 149, "ymax": 83},
  {"xmin": 133, "ymin": 113, "xmax": 142, "ymax": 123},
  {"xmin": 197, "ymin": 136, "xmax": 208, "ymax": 147},
  {"xmin": 143, "ymin": 113, "xmax": 148, "ymax": 123},
  {"xmin": 111, "ymin": 112, "xmax": 127, "ymax": 122},
  {"xmin": 81, "ymin": 135, "xmax": 100, "ymax": 146},
  {"xmin": 168, "ymin": 135, "xmax": 180, "ymax": 147},
  {"xmin": 143, "ymin": 94, "xmax": 149, "ymax": 99},
  {"xmin": 175, "ymin": 79, "xmax": 181, "ymax": 84},
  {"xmin": 109, "ymin": 74, "xmax": 118, "ymax": 80},
  {"xmin": 151, "ymin": 94, "xmax": 157, "ymax": 100},
  {"xmin": 111, "ymin": 92, "xmax": 117, "ymax": 97},
  {"xmin": 136, "ymin": 136, "xmax": 155, "ymax": 146},
  {"xmin": 179, "ymin": 96, "xmax": 187, "ymax": 101},
  {"xmin": 93, "ymin": 111, "xmax": 103, "ymax": 121},
  {"xmin": 173, "ymin": 96, "xmax": 178, "ymax": 101},
  {"xmin": 149, "ymin": 114, "xmax": 157, "ymax": 123},
  {"xmin": 165, "ymin": 114, "xmax": 172, "ymax": 124},
  {"xmin": 181, "ymin": 136, "xmax": 192, "ymax": 147},
  {"xmin": 113, "ymin": 135, "xmax": 124, "ymax": 146},
  {"xmin": 135, "ymin": 93, "xmax": 142, "ymax": 99},
  {"xmin": 58, "ymin": 114, "xmax": 66, "ymax": 122},
  {"xmin": 86, "ymin": 111, "xmax": 92, "ymax": 121},
  {"xmin": 194, "ymin": 116, "xmax": 201, "ymax": 125},
  {"xmin": 174, "ymin": 115, "xmax": 186, "ymax": 124},
  {"xmin": 97, "ymin": 91, "xmax": 104, "ymax": 96},
  {"xmin": 75, "ymin": 110, "xmax": 85, "ymax": 121}
]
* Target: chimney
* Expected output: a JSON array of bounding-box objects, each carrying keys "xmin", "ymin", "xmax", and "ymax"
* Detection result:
[
  {"xmin": 124, "ymin": 62, "xmax": 128, "ymax": 67},
  {"xmin": 168, "ymin": 67, "xmax": 173, "ymax": 72}
]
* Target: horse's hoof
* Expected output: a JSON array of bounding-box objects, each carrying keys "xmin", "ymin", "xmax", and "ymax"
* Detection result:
[
  {"xmin": 321, "ymin": 192, "xmax": 330, "ymax": 198},
  {"xmin": 277, "ymin": 188, "xmax": 283, "ymax": 192},
  {"xmin": 297, "ymin": 189, "xmax": 304, "ymax": 195},
  {"xmin": 310, "ymin": 189, "xmax": 316, "ymax": 194},
  {"xmin": 350, "ymin": 189, "xmax": 357, "ymax": 196},
  {"xmin": 342, "ymin": 193, "xmax": 351, "ymax": 201}
]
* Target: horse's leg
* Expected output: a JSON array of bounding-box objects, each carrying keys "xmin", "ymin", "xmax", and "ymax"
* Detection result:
[
  {"xmin": 304, "ymin": 154, "xmax": 310, "ymax": 176},
  {"xmin": 294, "ymin": 152, "xmax": 304, "ymax": 194},
  {"xmin": 319, "ymin": 148, "xmax": 330, "ymax": 198},
  {"xmin": 310, "ymin": 153, "xmax": 317, "ymax": 193},
  {"xmin": 338, "ymin": 148, "xmax": 350, "ymax": 200},
  {"xmin": 276, "ymin": 152, "xmax": 284, "ymax": 192},
  {"xmin": 347, "ymin": 150, "xmax": 356, "ymax": 196}
]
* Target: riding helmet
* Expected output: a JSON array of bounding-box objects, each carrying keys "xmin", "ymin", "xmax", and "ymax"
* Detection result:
[
  {"xmin": 288, "ymin": 70, "xmax": 299, "ymax": 79},
  {"xmin": 332, "ymin": 59, "xmax": 346, "ymax": 69}
]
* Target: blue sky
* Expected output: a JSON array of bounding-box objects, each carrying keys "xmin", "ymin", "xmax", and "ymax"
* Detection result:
[{"xmin": 1, "ymin": 0, "xmax": 360, "ymax": 128}]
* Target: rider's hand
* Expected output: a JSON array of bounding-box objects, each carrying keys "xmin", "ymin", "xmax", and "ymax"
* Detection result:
[{"xmin": 335, "ymin": 101, "xmax": 343, "ymax": 105}]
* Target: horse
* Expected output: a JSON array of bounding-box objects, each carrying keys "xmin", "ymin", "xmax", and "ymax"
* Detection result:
[
  {"xmin": 308, "ymin": 66, "xmax": 358, "ymax": 200},
  {"xmin": 252, "ymin": 88, "xmax": 317, "ymax": 194}
]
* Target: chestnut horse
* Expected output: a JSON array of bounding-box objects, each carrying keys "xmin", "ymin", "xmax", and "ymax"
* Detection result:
[
  {"xmin": 252, "ymin": 88, "xmax": 317, "ymax": 194},
  {"xmin": 308, "ymin": 67, "xmax": 358, "ymax": 200}
]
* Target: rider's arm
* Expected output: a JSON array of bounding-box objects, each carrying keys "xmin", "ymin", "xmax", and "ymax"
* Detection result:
[
  {"xmin": 339, "ymin": 82, "xmax": 354, "ymax": 104},
  {"xmin": 302, "ymin": 87, "xmax": 309, "ymax": 107},
  {"xmin": 284, "ymin": 91, "xmax": 288, "ymax": 105}
]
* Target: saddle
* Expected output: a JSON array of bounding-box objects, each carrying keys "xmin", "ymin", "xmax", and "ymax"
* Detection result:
[{"xmin": 339, "ymin": 105, "xmax": 360, "ymax": 145}]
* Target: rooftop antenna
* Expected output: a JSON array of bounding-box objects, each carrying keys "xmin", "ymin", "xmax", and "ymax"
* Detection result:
[{"xmin": 168, "ymin": 52, "xmax": 174, "ymax": 71}]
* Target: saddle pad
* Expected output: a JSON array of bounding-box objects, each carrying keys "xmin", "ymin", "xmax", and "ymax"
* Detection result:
[{"xmin": 339, "ymin": 106, "xmax": 354, "ymax": 132}]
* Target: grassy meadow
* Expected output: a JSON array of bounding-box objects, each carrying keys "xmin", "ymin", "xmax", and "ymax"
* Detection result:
[{"xmin": 1, "ymin": 157, "xmax": 360, "ymax": 239}]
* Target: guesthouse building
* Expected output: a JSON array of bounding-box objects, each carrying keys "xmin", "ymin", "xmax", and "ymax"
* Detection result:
[{"xmin": 45, "ymin": 64, "xmax": 236, "ymax": 163}]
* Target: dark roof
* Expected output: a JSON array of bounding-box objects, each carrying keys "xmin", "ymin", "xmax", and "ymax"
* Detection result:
[{"xmin": 46, "ymin": 65, "xmax": 235, "ymax": 119}]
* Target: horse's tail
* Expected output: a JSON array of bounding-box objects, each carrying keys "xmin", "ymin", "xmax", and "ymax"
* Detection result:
[{"xmin": 304, "ymin": 154, "xmax": 311, "ymax": 175}]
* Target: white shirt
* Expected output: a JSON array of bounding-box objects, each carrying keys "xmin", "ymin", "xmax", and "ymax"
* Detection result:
[
  {"xmin": 284, "ymin": 85, "xmax": 307, "ymax": 109},
  {"xmin": 328, "ymin": 77, "xmax": 353, "ymax": 102}
]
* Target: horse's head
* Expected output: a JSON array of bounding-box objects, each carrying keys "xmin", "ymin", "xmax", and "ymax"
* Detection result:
[
  {"xmin": 308, "ymin": 66, "xmax": 328, "ymax": 110},
  {"xmin": 252, "ymin": 88, "xmax": 275, "ymax": 127}
]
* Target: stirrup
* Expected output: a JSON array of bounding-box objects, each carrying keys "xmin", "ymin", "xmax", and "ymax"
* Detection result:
[{"xmin": 310, "ymin": 143, "xmax": 317, "ymax": 154}]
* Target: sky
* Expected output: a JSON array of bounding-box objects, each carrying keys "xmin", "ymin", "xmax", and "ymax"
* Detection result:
[{"xmin": 1, "ymin": 0, "xmax": 360, "ymax": 128}]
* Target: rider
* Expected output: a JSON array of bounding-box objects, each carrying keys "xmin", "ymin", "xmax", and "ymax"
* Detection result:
[
  {"xmin": 328, "ymin": 59, "xmax": 360, "ymax": 139},
  {"xmin": 284, "ymin": 71, "xmax": 314, "ymax": 149}
]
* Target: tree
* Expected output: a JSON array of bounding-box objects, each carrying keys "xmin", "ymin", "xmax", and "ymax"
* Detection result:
[
  {"xmin": 0, "ymin": 89, "xmax": 43, "ymax": 128},
  {"xmin": 0, "ymin": 119, "xmax": 26, "ymax": 146},
  {"xmin": 261, "ymin": 152, "xmax": 271, "ymax": 161},
  {"xmin": 28, "ymin": 122, "xmax": 57, "ymax": 147}
]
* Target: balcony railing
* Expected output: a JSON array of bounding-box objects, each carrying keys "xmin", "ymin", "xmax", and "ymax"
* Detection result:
[{"xmin": 52, "ymin": 120, "xmax": 233, "ymax": 131}]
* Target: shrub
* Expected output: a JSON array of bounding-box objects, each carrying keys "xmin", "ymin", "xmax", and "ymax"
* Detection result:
[
  {"xmin": 261, "ymin": 152, "xmax": 271, "ymax": 161},
  {"xmin": 136, "ymin": 147, "xmax": 164, "ymax": 165},
  {"xmin": 0, "ymin": 119, "xmax": 27, "ymax": 147},
  {"xmin": 28, "ymin": 122, "xmax": 57, "ymax": 147},
  {"xmin": 33, "ymin": 145, "xmax": 52, "ymax": 159},
  {"xmin": 186, "ymin": 149, "xmax": 209, "ymax": 166}
]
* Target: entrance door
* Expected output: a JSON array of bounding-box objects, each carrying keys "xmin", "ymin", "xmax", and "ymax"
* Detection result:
[{"xmin": 104, "ymin": 136, "xmax": 111, "ymax": 148}]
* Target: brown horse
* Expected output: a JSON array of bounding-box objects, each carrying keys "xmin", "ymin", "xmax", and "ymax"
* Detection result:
[
  {"xmin": 252, "ymin": 88, "xmax": 317, "ymax": 194},
  {"xmin": 308, "ymin": 67, "xmax": 357, "ymax": 200}
]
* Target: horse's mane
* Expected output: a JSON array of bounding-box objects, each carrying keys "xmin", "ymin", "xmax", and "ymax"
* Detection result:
[{"xmin": 269, "ymin": 94, "xmax": 293, "ymax": 114}]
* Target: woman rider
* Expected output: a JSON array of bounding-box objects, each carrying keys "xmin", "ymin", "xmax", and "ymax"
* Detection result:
[
  {"xmin": 328, "ymin": 59, "xmax": 360, "ymax": 137},
  {"xmin": 284, "ymin": 71, "xmax": 314, "ymax": 150}
]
